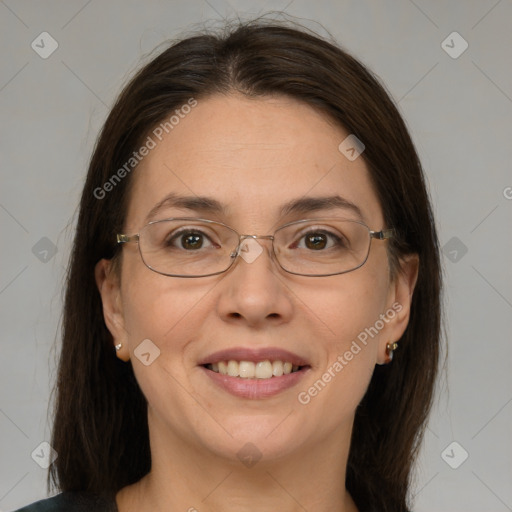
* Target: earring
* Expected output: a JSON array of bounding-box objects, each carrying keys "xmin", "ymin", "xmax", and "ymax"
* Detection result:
[
  {"xmin": 384, "ymin": 341, "xmax": 398, "ymax": 364},
  {"xmin": 115, "ymin": 343, "xmax": 122, "ymax": 352}
]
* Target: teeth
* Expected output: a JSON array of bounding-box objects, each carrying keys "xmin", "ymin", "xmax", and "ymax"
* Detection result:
[
  {"xmin": 255, "ymin": 360, "xmax": 272, "ymax": 379},
  {"xmin": 239, "ymin": 361, "xmax": 255, "ymax": 378},
  {"xmin": 227, "ymin": 360, "xmax": 238, "ymax": 377},
  {"xmin": 272, "ymin": 360, "xmax": 283, "ymax": 376},
  {"xmin": 207, "ymin": 359, "xmax": 302, "ymax": 379}
]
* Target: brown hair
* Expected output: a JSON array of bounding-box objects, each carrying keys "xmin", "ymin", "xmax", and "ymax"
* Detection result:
[{"xmin": 49, "ymin": 19, "xmax": 442, "ymax": 512}]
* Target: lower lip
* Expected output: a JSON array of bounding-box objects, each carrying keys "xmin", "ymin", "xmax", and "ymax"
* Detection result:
[{"xmin": 200, "ymin": 366, "xmax": 310, "ymax": 399}]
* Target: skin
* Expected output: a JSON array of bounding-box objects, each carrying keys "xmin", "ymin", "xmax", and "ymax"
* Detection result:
[{"xmin": 95, "ymin": 93, "xmax": 418, "ymax": 512}]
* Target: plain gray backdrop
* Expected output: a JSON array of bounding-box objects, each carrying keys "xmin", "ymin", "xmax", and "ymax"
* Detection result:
[{"xmin": 1, "ymin": 1, "xmax": 511, "ymax": 511}]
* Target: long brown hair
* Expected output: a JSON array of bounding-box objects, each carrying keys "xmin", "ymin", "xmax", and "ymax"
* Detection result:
[{"xmin": 49, "ymin": 19, "xmax": 442, "ymax": 512}]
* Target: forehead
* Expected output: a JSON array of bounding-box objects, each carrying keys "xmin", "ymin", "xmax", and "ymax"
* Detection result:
[{"xmin": 125, "ymin": 94, "xmax": 384, "ymax": 231}]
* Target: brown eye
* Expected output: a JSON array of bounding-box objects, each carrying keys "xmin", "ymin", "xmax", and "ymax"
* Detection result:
[
  {"xmin": 181, "ymin": 233, "xmax": 203, "ymax": 250},
  {"xmin": 165, "ymin": 229, "xmax": 214, "ymax": 250},
  {"xmin": 305, "ymin": 233, "xmax": 328, "ymax": 250},
  {"xmin": 295, "ymin": 229, "xmax": 344, "ymax": 251}
]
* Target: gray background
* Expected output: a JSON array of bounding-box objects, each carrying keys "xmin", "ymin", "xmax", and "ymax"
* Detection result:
[{"xmin": 1, "ymin": 1, "xmax": 511, "ymax": 511}]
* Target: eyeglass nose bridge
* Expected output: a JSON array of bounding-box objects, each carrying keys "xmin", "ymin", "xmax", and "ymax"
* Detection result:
[{"xmin": 230, "ymin": 234, "xmax": 275, "ymax": 259}]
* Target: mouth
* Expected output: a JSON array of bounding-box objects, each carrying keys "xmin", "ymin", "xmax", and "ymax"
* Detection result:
[{"xmin": 197, "ymin": 347, "xmax": 311, "ymax": 398}]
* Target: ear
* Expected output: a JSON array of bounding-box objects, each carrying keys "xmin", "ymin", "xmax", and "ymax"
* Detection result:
[
  {"xmin": 377, "ymin": 253, "xmax": 419, "ymax": 364},
  {"xmin": 94, "ymin": 258, "xmax": 130, "ymax": 362}
]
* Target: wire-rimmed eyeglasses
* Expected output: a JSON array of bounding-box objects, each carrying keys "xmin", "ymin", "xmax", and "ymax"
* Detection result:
[{"xmin": 116, "ymin": 217, "xmax": 394, "ymax": 278}]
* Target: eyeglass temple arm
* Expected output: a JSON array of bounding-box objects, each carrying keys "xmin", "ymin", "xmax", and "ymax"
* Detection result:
[
  {"xmin": 117, "ymin": 234, "xmax": 139, "ymax": 244},
  {"xmin": 370, "ymin": 228, "xmax": 394, "ymax": 240}
]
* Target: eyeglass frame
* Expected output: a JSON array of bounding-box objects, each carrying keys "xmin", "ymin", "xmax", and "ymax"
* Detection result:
[{"xmin": 116, "ymin": 217, "xmax": 395, "ymax": 278}]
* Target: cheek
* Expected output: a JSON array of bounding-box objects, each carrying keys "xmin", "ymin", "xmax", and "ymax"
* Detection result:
[
  {"xmin": 119, "ymin": 261, "xmax": 211, "ymax": 357},
  {"xmin": 118, "ymin": 269, "xmax": 214, "ymax": 436},
  {"xmin": 121, "ymin": 247, "xmax": 179, "ymax": 318},
  {"xmin": 294, "ymin": 269, "xmax": 389, "ymax": 414},
  {"xmin": 302, "ymin": 267, "xmax": 390, "ymax": 350}
]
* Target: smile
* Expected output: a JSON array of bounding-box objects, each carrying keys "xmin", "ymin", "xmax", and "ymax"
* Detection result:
[
  {"xmin": 198, "ymin": 347, "xmax": 311, "ymax": 398},
  {"xmin": 203, "ymin": 360, "xmax": 303, "ymax": 379}
]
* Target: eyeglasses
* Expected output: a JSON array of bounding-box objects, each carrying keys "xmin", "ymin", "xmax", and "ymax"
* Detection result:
[{"xmin": 116, "ymin": 217, "xmax": 394, "ymax": 278}]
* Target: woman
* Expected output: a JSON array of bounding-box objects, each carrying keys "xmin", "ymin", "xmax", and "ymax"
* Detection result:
[{"xmin": 14, "ymin": 18, "xmax": 442, "ymax": 512}]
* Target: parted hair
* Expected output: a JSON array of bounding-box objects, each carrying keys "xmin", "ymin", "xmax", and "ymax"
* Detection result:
[{"xmin": 49, "ymin": 18, "xmax": 442, "ymax": 512}]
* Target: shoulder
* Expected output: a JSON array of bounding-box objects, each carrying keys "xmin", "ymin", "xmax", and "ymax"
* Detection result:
[{"xmin": 11, "ymin": 491, "xmax": 117, "ymax": 512}]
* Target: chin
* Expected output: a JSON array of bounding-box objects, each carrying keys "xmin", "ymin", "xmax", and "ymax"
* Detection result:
[{"xmin": 198, "ymin": 414, "xmax": 310, "ymax": 461}]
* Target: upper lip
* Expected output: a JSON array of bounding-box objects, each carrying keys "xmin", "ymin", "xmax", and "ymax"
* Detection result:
[{"xmin": 198, "ymin": 347, "xmax": 309, "ymax": 366}]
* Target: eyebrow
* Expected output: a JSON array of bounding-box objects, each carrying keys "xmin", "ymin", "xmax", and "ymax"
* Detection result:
[
  {"xmin": 145, "ymin": 192, "xmax": 364, "ymax": 223},
  {"xmin": 145, "ymin": 193, "xmax": 224, "ymax": 223},
  {"xmin": 279, "ymin": 195, "xmax": 364, "ymax": 221}
]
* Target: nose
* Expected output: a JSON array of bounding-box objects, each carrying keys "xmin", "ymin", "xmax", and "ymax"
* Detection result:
[{"xmin": 215, "ymin": 237, "xmax": 294, "ymax": 328}]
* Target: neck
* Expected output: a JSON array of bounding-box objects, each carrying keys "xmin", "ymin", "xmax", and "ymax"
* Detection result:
[{"xmin": 116, "ymin": 409, "xmax": 359, "ymax": 512}]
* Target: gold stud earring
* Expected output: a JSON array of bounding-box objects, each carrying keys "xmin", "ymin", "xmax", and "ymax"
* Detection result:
[{"xmin": 385, "ymin": 341, "xmax": 398, "ymax": 364}]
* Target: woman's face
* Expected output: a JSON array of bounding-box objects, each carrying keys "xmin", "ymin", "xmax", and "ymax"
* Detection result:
[{"xmin": 96, "ymin": 93, "xmax": 417, "ymax": 466}]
